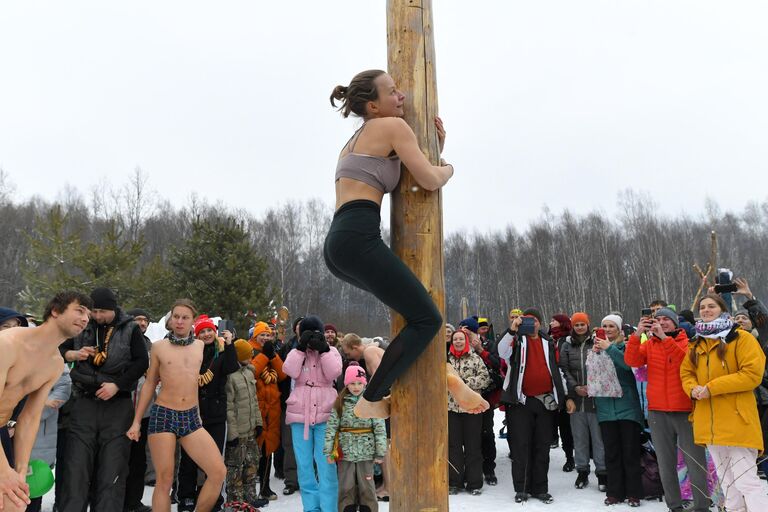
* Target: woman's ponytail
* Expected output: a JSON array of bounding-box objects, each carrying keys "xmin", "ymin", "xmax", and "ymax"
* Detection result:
[{"xmin": 329, "ymin": 69, "xmax": 386, "ymax": 118}]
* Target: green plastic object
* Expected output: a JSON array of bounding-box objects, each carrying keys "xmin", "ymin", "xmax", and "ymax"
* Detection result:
[{"xmin": 26, "ymin": 459, "xmax": 54, "ymax": 498}]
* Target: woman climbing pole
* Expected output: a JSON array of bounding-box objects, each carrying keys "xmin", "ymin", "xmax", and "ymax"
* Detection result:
[{"xmin": 324, "ymin": 69, "xmax": 488, "ymax": 419}]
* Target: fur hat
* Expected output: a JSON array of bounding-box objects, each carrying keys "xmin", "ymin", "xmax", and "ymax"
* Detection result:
[
  {"xmin": 344, "ymin": 362, "xmax": 368, "ymax": 386},
  {"xmin": 300, "ymin": 315, "xmax": 324, "ymax": 335}
]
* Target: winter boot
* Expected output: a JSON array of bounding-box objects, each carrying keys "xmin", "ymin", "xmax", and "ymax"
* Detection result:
[
  {"xmin": 596, "ymin": 471, "xmax": 608, "ymax": 492},
  {"xmin": 484, "ymin": 471, "xmax": 498, "ymax": 486},
  {"xmin": 562, "ymin": 456, "xmax": 575, "ymax": 472},
  {"xmin": 575, "ymin": 470, "xmax": 589, "ymax": 489}
]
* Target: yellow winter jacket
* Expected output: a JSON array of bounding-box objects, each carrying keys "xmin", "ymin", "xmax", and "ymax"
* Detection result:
[{"xmin": 680, "ymin": 327, "xmax": 765, "ymax": 451}]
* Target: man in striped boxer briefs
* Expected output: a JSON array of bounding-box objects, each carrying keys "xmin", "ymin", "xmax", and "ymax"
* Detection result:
[{"xmin": 127, "ymin": 299, "xmax": 227, "ymax": 512}]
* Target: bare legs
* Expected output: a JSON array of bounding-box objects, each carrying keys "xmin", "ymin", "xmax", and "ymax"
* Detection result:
[
  {"xmin": 148, "ymin": 433, "xmax": 177, "ymax": 512},
  {"xmin": 148, "ymin": 429, "xmax": 226, "ymax": 512},
  {"xmin": 355, "ymin": 364, "xmax": 489, "ymax": 419},
  {"xmin": 446, "ymin": 363, "xmax": 490, "ymax": 414},
  {"xmin": 178, "ymin": 429, "xmax": 227, "ymax": 512}
]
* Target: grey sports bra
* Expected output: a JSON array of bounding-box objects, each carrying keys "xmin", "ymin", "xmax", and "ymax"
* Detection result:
[{"xmin": 335, "ymin": 124, "xmax": 401, "ymax": 194}]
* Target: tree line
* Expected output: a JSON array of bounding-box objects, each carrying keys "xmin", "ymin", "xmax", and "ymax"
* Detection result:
[{"xmin": 2, "ymin": 169, "xmax": 767, "ymax": 336}]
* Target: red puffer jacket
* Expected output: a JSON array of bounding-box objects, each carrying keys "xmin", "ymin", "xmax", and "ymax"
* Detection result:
[{"xmin": 625, "ymin": 329, "xmax": 692, "ymax": 412}]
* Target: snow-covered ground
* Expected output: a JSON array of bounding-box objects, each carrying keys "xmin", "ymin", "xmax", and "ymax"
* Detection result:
[{"xmin": 42, "ymin": 410, "xmax": 678, "ymax": 511}]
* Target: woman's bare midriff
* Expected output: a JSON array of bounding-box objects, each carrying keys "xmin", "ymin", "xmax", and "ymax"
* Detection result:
[{"xmin": 335, "ymin": 178, "xmax": 384, "ymax": 210}]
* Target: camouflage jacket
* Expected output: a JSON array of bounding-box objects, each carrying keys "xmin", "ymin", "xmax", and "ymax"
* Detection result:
[
  {"xmin": 448, "ymin": 351, "xmax": 491, "ymax": 413},
  {"xmin": 324, "ymin": 392, "xmax": 387, "ymax": 462}
]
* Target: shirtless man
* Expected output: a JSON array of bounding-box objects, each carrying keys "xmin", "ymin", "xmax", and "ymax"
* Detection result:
[
  {"xmin": 126, "ymin": 299, "xmax": 226, "ymax": 512},
  {"xmin": 0, "ymin": 291, "xmax": 92, "ymax": 511},
  {"xmin": 339, "ymin": 333, "xmax": 488, "ymax": 418}
]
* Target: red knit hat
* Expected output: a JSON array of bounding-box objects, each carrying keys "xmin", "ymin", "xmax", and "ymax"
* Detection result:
[
  {"xmin": 344, "ymin": 362, "xmax": 367, "ymax": 386},
  {"xmin": 194, "ymin": 315, "xmax": 217, "ymax": 336},
  {"xmin": 571, "ymin": 312, "xmax": 590, "ymax": 326},
  {"xmin": 552, "ymin": 314, "xmax": 572, "ymax": 331}
]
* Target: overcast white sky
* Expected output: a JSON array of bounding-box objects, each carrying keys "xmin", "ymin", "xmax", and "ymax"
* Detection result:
[{"xmin": 1, "ymin": 1, "xmax": 767, "ymax": 233}]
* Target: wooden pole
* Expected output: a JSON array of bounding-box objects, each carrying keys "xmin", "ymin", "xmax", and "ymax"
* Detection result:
[{"xmin": 387, "ymin": 1, "xmax": 448, "ymax": 511}]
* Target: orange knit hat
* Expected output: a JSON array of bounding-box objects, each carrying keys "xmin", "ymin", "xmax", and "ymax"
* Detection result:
[
  {"xmin": 571, "ymin": 312, "xmax": 590, "ymax": 326},
  {"xmin": 251, "ymin": 321, "xmax": 271, "ymax": 339},
  {"xmin": 234, "ymin": 339, "xmax": 253, "ymax": 362}
]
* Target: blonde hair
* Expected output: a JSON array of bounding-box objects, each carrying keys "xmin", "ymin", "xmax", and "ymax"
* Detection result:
[{"xmin": 341, "ymin": 332, "xmax": 363, "ymax": 350}]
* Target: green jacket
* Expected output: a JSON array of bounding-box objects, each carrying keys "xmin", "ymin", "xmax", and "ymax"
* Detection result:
[
  {"xmin": 324, "ymin": 392, "xmax": 387, "ymax": 462},
  {"xmin": 594, "ymin": 342, "xmax": 643, "ymax": 426},
  {"xmin": 226, "ymin": 364, "xmax": 264, "ymax": 441}
]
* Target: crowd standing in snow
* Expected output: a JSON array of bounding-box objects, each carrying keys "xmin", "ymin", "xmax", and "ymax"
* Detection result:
[{"xmin": 2, "ymin": 277, "xmax": 768, "ymax": 511}]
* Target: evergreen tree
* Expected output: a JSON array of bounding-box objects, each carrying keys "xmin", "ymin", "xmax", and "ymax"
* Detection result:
[
  {"xmin": 20, "ymin": 206, "xmax": 145, "ymax": 314},
  {"xmin": 171, "ymin": 216, "xmax": 274, "ymax": 335}
]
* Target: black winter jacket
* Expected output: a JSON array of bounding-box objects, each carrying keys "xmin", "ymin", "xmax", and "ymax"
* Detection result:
[
  {"xmin": 198, "ymin": 342, "xmax": 239, "ymax": 424},
  {"xmin": 558, "ymin": 334, "xmax": 597, "ymax": 413}
]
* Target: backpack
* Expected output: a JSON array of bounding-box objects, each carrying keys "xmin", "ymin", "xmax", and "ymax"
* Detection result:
[{"xmin": 640, "ymin": 445, "xmax": 664, "ymax": 500}]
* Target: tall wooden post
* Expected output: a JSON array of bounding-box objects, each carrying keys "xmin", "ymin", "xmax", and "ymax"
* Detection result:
[{"xmin": 387, "ymin": 1, "xmax": 448, "ymax": 511}]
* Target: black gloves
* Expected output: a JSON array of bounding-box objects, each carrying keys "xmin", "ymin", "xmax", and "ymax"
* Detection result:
[
  {"xmin": 308, "ymin": 334, "xmax": 330, "ymax": 354},
  {"xmin": 297, "ymin": 333, "xmax": 309, "ymax": 352},
  {"xmin": 261, "ymin": 340, "xmax": 276, "ymax": 360},
  {"xmin": 255, "ymin": 425, "xmax": 263, "ymax": 438},
  {"xmin": 226, "ymin": 438, "xmax": 239, "ymax": 449}
]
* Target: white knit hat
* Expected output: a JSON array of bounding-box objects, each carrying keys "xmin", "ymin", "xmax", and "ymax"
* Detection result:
[{"xmin": 601, "ymin": 314, "xmax": 623, "ymax": 330}]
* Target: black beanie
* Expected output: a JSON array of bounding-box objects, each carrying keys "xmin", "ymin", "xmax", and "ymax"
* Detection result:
[
  {"xmin": 523, "ymin": 307, "xmax": 543, "ymax": 325},
  {"xmin": 300, "ymin": 315, "xmax": 324, "ymax": 335},
  {"xmin": 126, "ymin": 308, "xmax": 150, "ymax": 321},
  {"xmin": 90, "ymin": 287, "xmax": 117, "ymax": 311}
]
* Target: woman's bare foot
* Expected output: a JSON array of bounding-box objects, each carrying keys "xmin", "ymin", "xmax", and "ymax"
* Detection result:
[
  {"xmin": 447, "ymin": 363, "xmax": 490, "ymax": 414},
  {"xmin": 354, "ymin": 395, "xmax": 391, "ymax": 419}
]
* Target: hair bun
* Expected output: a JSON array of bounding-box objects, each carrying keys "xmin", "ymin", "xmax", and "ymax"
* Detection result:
[
  {"xmin": 330, "ymin": 85, "xmax": 348, "ymax": 107},
  {"xmin": 334, "ymin": 85, "xmax": 348, "ymax": 98}
]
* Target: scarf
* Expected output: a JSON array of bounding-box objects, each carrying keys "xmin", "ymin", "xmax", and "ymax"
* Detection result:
[
  {"xmin": 570, "ymin": 333, "xmax": 590, "ymax": 346},
  {"xmin": 695, "ymin": 313, "xmax": 734, "ymax": 339},
  {"xmin": 166, "ymin": 331, "xmax": 196, "ymax": 346},
  {"xmin": 449, "ymin": 330, "xmax": 471, "ymax": 359}
]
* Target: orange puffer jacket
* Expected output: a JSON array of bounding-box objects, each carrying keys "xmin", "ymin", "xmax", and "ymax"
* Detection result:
[
  {"xmin": 625, "ymin": 329, "xmax": 692, "ymax": 412},
  {"xmin": 248, "ymin": 338, "xmax": 288, "ymax": 456}
]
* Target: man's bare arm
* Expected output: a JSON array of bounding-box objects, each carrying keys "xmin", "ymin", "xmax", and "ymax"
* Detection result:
[
  {"xmin": 0, "ymin": 346, "xmax": 17, "ymax": 470},
  {"xmin": 13, "ymin": 364, "xmax": 61, "ymax": 475}
]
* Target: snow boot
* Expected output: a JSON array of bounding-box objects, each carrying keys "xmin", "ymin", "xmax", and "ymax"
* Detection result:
[
  {"xmin": 575, "ymin": 470, "xmax": 589, "ymax": 489},
  {"xmin": 596, "ymin": 471, "xmax": 608, "ymax": 492}
]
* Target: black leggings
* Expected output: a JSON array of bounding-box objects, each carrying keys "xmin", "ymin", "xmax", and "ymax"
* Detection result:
[{"xmin": 324, "ymin": 200, "xmax": 442, "ymax": 401}]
